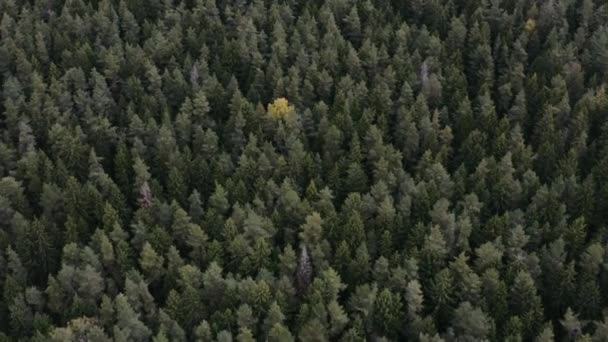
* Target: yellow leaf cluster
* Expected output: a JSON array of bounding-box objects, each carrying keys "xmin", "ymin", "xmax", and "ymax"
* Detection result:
[
  {"xmin": 268, "ymin": 97, "xmax": 294, "ymax": 120},
  {"xmin": 525, "ymin": 18, "xmax": 536, "ymax": 33}
]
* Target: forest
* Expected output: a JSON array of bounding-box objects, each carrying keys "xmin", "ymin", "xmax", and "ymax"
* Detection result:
[{"xmin": 1, "ymin": 0, "xmax": 608, "ymax": 340}]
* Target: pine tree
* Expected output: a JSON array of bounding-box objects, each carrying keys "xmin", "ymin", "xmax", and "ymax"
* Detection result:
[
  {"xmin": 451, "ymin": 301, "xmax": 493, "ymax": 341},
  {"xmin": 374, "ymin": 288, "xmax": 404, "ymax": 338},
  {"xmin": 139, "ymin": 242, "xmax": 165, "ymax": 282}
]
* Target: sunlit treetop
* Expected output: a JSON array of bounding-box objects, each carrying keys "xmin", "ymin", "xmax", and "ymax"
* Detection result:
[
  {"xmin": 268, "ymin": 98, "xmax": 295, "ymax": 120},
  {"xmin": 525, "ymin": 18, "xmax": 536, "ymax": 32}
]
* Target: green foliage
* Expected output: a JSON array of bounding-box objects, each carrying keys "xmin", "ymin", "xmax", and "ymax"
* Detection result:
[
  {"xmin": 1, "ymin": 0, "xmax": 607, "ymax": 339},
  {"xmin": 374, "ymin": 288, "xmax": 404, "ymax": 338}
]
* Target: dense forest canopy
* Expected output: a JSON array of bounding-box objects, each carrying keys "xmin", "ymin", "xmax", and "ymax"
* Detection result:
[{"xmin": 1, "ymin": 0, "xmax": 608, "ymax": 340}]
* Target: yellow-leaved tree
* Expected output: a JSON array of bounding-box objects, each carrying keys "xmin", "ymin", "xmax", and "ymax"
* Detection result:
[
  {"xmin": 268, "ymin": 97, "xmax": 294, "ymax": 120},
  {"xmin": 525, "ymin": 18, "xmax": 536, "ymax": 32}
]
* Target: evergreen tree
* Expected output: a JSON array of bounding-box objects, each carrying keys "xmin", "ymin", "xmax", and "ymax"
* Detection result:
[{"xmin": 1, "ymin": 0, "xmax": 608, "ymax": 339}]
